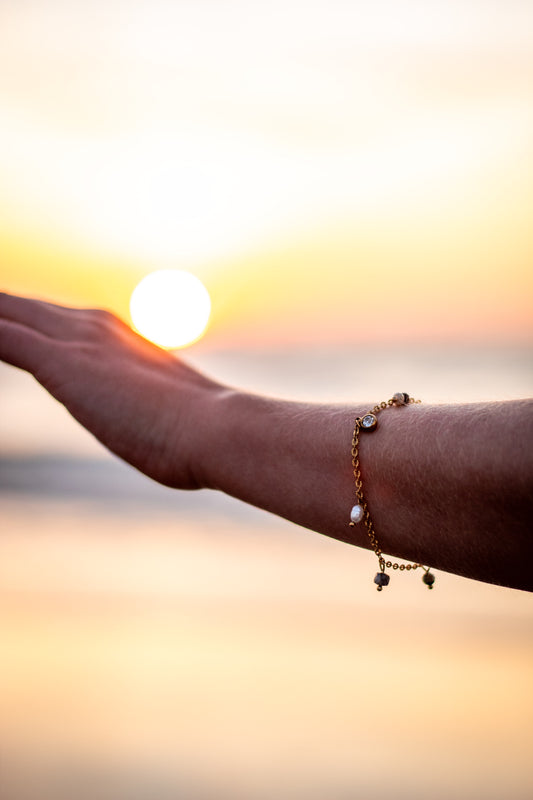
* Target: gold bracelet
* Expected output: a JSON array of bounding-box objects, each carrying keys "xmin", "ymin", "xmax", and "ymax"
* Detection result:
[{"xmin": 349, "ymin": 392, "xmax": 436, "ymax": 591}]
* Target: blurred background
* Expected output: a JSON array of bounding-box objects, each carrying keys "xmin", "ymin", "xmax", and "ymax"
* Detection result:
[{"xmin": 0, "ymin": 1, "xmax": 532, "ymax": 798}]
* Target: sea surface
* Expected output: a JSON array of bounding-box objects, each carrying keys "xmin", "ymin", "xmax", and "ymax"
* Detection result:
[{"xmin": 0, "ymin": 345, "xmax": 532, "ymax": 800}]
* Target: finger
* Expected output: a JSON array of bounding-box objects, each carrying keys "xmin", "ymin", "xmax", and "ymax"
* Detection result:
[
  {"xmin": 0, "ymin": 318, "xmax": 56, "ymax": 375},
  {"xmin": 0, "ymin": 292, "xmax": 81, "ymax": 340}
]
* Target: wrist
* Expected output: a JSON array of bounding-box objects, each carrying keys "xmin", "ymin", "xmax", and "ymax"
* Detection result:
[
  {"xmin": 193, "ymin": 386, "xmax": 261, "ymax": 493},
  {"xmin": 193, "ymin": 386, "xmax": 361, "ymax": 537},
  {"xmin": 187, "ymin": 381, "xmax": 241, "ymax": 491}
]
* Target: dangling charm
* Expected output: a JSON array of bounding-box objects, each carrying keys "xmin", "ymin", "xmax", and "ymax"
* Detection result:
[
  {"xmin": 350, "ymin": 504, "xmax": 364, "ymax": 525},
  {"xmin": 374, "ymin": 572, "xmax": 390, "ymax": 591},
  {"xmin": 392, "ymin": 392, "xmax": 410, "ymax": 406},
  {"xmin": 422, "ymin": 570, "xmax": 436, "ymax": 589}
]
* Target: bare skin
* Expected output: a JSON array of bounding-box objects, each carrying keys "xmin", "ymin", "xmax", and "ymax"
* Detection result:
[{"xmin": 0, "ymin": 292, "xmax": 531, "ymax": 590}]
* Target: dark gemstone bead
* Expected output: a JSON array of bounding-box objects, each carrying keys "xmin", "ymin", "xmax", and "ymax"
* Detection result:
[
  {"xmin": 374, "ymin": 572, "xmax": 390, "ymax": 588},
  {"xmin": 402, "ymin": 392, "xmax": 410, "ymax": 404},
  {"xmin": 423, "ymin": 571, "xmax": 435, "ymax": 588}
]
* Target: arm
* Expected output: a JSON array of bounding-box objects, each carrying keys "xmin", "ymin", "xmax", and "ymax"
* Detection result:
[
  {"xmin": 206, "ymin": 392, "xmax": 533, "ymax": 590},
  {"xmin": 1, "ymin": 293, "xmax": 531, "ymax": 590}
]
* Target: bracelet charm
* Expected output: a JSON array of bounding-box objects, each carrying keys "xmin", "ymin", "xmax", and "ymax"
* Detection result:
[{"xmin": 350, "ymin": 504, "xmax": 364, "ymax": 524}]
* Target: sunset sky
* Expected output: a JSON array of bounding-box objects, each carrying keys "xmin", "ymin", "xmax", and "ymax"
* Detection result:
[
  {"xmin": 0, "ymin": 0, "xmax": 532, "ymax": 347},
  {"xmin": 1, "ymin": 6, "xmax": 533, "ymax": 796}
]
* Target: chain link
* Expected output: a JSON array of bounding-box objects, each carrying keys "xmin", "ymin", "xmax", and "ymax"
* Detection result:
[{"xmin": 351, "ymin": 394, "xmax": 424, "ymax": 573}]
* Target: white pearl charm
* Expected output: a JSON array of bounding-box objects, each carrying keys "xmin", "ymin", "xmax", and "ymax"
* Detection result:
[{"xmin": 350, "ymin": 504, "xmax": 364, "ymax": 524}]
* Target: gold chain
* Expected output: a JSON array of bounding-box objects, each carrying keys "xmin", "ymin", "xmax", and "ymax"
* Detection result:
[{"xmin": 349, "ymin": 393, "xmax": 435, "ymax": 590}]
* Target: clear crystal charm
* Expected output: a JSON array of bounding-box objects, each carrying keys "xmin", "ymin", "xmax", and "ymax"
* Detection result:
[{"xmin": 361, "ymin": 414, "xmax": 377, "ymax": 430}]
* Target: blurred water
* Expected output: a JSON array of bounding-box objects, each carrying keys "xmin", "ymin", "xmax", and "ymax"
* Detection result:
[{"xmin": 0, "ymin": 346, "xmax": 532, "ymax": 800}]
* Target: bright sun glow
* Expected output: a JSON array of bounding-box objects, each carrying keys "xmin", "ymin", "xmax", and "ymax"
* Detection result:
[{"xmin": 130, "ymin": 270, "xmax": 211, "ymax": 348}]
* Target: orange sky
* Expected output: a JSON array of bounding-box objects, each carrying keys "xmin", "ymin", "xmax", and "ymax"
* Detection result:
[
  {"xmin": 1, "ymin": 9, "xmax": 533, "ymax": 791},
  {"xmin": 0, "ymin": 0, "xmax": 532, "ymax": 347}
]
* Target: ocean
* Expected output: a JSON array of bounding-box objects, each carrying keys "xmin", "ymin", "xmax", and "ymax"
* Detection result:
[{"xmin": 1, "ymin": 345, "xmax": 532, "ymax": 799}]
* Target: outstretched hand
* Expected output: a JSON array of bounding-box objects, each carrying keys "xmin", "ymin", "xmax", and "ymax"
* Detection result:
[{"xmin": 0, "ymin": 293, "xmax": 221, "ymax": 489}]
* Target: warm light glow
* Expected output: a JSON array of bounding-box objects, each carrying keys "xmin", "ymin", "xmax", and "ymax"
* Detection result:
[
  {"xmin": 130, "ymin": 270, "xmax": 211, "ymax": 348},
  {"xmin": 1, "ymin": 0, "xmax": 532, "ymax": 345}
]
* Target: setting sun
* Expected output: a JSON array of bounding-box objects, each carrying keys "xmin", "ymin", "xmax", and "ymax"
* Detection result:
[{"xmin": 129, "ymin": 270, "xmax": 211, "ymax": 349}]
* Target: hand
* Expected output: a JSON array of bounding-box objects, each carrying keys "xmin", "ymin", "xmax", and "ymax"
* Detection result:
[{"xmin": 0, "ymin": 293, "xmax": 221, "ymax": 489}]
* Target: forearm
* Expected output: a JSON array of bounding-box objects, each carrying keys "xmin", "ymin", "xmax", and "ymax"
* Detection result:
[
  {"xmin": 199, "ymin": 390, "xmax": 533, "ymax": 590},
  {"xmin": 1, "ymin": 294, "xmax": 530, "ymax": 589}
]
